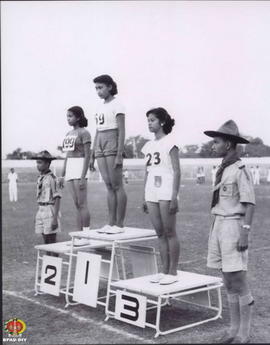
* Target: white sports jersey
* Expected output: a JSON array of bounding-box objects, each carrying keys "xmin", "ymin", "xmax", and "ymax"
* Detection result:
[
  {"xmin": 95, "ymin": 98, "xmax": 125, "ymax": 131},
  {"xmin": 141, "ymin": 134, "xmax": 178, "ymax": 176}
]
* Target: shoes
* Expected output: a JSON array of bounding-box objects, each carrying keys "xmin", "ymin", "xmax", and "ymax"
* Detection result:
[
  {"xmin": 98, "ymin": 225, "xmax": 125, "ymax": 234},
  {"xmin": 159, "ymin": 274, "xmax": 178, "ymax": 285},
  {"xmin": 97, "ymin": 225, "xmax": 112, "ymax": 233},
  {"xmin": 106, "ymin": 225, "xmax": 125, "ymax": 234},
  {"xmin": 150, "ymin": 273, "xmax": 165, "ymax": 283},
  {"xmin": 66, "ymin": 238, "xmax": 90, "ymax": 246},
  {"xmin": 216, "ymin": 332, "xmax": 235, "ymax": 344},
  {"xmin": 232, "ymin": 336, "xmax": 250, "ymax": 344}
]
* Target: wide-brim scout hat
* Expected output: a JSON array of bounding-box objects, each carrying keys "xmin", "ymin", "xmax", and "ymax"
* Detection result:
[
  {"xmin": 31, "ymin": 150, "xmax": 57, "ymax": 160},
  {"xmin": 204, "ymin": 120, "xmax": 249, "ymax": 144}
]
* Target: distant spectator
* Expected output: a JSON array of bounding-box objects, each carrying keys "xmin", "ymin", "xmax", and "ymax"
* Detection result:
[
  {"xmin": 200, "ymin": 166, "xmax": 205, "ymax": 184},
  {"xmin": 8, "ymin": 168, "xmax": 18, "ymax": 202},
  {"xmin": 211, "ymin": 165, "xmax": 218, "ymax": 187},
  {"xmin": 253, "ymin": 165, "xmax": 260, "ymax": 185},
  {"xmin": 123, "ymin": 169, "xmax": 129, "ymax": 184},
  {"xmin": 250, "ymin": 166, "xmax": 255, "ymax": 183},
  {"xmin": 267, "ymin": 168, "xmax": 270, "ymax": 184},
  {"xmin": 196, "ymin": 166, "xmax": 205, "ymax": 184}
]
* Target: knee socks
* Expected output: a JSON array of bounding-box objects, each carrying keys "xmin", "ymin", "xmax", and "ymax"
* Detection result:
[
  {"xmin": 227, "ymin": 293, "xmax": 240, "ymax": 336},
  {"xmin": 238, "ymin": 293, "xmax": 254, "ymax": 340}
]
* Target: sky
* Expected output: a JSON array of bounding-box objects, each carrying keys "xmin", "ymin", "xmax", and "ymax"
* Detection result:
[{"xmin": 2, "ymin": 1, "xmax": 270, "ymax": 158}]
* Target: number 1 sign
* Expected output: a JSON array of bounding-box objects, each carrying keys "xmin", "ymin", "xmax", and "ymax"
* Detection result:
[
  {"xmin": 40, "ymin": 256, "xmax": 63, "ymax": 296},
  {"xmin": 73, "ymin": 252, "xmax": 102, "ymax": 307}
]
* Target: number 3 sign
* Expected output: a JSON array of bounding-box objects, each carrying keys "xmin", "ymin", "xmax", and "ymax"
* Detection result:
[
  {"xmin": 40, "ymin": 256, "xmax": 63, "ymax": 296},
  {"xmin": 115, "ymin": 291, "xmax": 147, "ymax": 328}
]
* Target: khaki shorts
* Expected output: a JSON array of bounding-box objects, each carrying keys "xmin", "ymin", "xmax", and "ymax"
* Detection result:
[
  {"xmin": 35, "ymin": 205, "xmax": 61, "ymax": 235},
  {"xmin": 207, "ymin": 216, "xmax": 248, "ymax": 272},
  {"xmin": 95, "ymin": 129, "xmax": 118, "ymax": 158},
  {"xmin": 145, "ymin": 173, "xmax": 173, "ymax": 203}
]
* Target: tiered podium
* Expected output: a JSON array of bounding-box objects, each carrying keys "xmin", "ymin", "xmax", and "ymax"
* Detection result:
[{"xmin": 34, "ymin": 227, "xmax": 223, "ymax": 337}]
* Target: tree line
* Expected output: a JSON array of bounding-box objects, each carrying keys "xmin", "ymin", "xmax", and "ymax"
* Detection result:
[{"xmin": 6, "ymin": 136, "xmax": 270, "ymax": 159}]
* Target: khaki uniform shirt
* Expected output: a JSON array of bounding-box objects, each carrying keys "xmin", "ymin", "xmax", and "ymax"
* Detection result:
[
  {"xmin": 36, "ymin": 172, "xmax": 61, "ymax": 204},
  {"xmin": 211, "ymin": 161, "xmax": 255, "ymax": 217}
]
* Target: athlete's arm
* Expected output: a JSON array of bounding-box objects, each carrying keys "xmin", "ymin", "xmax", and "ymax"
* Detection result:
[
  {"xmin": 59, "ymin": 156, "xmax": 67, "ymax": 188},
  {"xmin": 142, "ymin": 166, "xmax": 149, "ymax": 213},
  {"xmin": 115, "ymin": 114, "xmax": 125, "ymax": 167},
  {"xmin": 90, "ymin": 130, "xmax": 98, "ymax": 171},
  {"xmin": 80, "ymin": 142, "xmax": 91, "ymax": 189},
  {"xmin": 169, "ymin": 146, "xmax": 181, "ymax": 214}
]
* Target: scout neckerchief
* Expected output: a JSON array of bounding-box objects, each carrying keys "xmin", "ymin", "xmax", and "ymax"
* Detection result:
[
  {"xmin": 211, "ymin": 150, "xmax": 240, "ymax": 208},
  {"xmin": 37, "ymin": 169, "xmax": 53, "ymax": 199}
]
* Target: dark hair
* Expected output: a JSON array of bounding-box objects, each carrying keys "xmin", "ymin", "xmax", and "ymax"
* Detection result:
[
  {"xmin": 93, "ymin": 74, "xmax": 118, "ymax": 96},
  {"xmin": 146, "ymin": 107, "xmax": 175, "ymax": 134},
  {"xmin": 68, "ymin": 106, "xmax": 88, "ymax": 127}
]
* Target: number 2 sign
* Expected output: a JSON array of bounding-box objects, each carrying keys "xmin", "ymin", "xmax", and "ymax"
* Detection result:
[
  {"xmin": 115, "ymin": 291, "xmax": 147, "ymax": 328},
  {"xmin": 40, "ymin": 256, "xmax": 63, "ymax": 296}
]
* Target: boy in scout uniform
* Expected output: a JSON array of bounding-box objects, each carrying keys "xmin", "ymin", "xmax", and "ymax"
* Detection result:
[
  {"xmin": 33, "ymin": 151, "xmax": 61, "ymax": 250},
  {"xmin": 204, "ymin": 120, "xmax": 255, "ymax": 344}
]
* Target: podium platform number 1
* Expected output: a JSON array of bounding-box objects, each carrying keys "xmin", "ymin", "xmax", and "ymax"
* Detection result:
[
  {"xmin": 115, "ymin": 291, "xmax": 147, "ymax": 328},
  {"xmin": 40, "ymin": 256, "xmax": 62, "ymax": 296},
  {"xmin": 73, "ymin": 252, "xmax": 102, "ymax": 307}
]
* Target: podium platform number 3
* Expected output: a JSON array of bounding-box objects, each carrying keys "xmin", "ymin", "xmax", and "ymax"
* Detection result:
[
  {"xmin": 115, "ymin": 291, "xmax": 146, "ymax": 328},
  {"xmin": 73, "ymin": 252, "xmax": 102, "ymax": 307},
  {"xmin": 40, "ymin": 256, "xmax": 62, "ymax": 296}
]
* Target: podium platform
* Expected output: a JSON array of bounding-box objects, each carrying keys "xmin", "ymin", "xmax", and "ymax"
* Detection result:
[
  {"xmin": 107, "ymin": 271, "xmax": 223, "ymax": 337},
  {"xmin": 34, "ymin": 239, "xmax": 111, "ymax": 304}
]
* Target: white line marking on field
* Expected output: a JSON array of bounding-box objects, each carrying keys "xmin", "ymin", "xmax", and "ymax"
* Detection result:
[{"xmin": 3, "ymin": 289, "xmax": 154, "ymax": 343}]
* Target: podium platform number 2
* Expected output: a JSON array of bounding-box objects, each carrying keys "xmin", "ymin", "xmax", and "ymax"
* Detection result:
[
  {"xmin": 73, "ymin": 252, "xmax": 102, "ymax": 307},
  {"xmin": 40, "ymin": 256, "xmax": 62, "ymax": 296},
  {"xmin": 115, "ymin": 291, "xmax": 147, "ymax": 328}
]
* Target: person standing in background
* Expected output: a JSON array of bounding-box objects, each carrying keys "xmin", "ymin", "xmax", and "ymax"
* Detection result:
[
  {"xmin": 211, "ymin": 165, "xmax": 218, "ymax": 187},
  {"xmin": 253, "ymin": 165, "xmax": 260, "ymax": 185},
  {"xmin": 8, "ymin": 168, "xmax": 18, "ymax": 202}
]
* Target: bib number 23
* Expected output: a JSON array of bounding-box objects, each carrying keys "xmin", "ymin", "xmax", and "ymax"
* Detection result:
[{"xmin": 146, "ymin": 152, "xmax": 161, "ymax": 166}]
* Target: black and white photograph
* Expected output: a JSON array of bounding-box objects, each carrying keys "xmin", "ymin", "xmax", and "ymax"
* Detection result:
[{"xmin": 2, "ymin": 1, "xmax": 270, "ymax": 344}]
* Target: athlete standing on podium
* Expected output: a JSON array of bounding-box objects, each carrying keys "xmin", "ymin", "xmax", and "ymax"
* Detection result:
[
  {"xmin": 90, "ymin": 75, "xmax": 127, "ymax": 234},
  {"xmin": 142, "ymin": 107, "xmax": 181, "ymax": 285}
]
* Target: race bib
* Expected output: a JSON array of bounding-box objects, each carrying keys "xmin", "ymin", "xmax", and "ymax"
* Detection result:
[{"xmin": 62, "ymin": 135, "xmax": 77, "ymax": 152}]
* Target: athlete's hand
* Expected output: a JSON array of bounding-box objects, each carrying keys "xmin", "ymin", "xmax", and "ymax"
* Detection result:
[
  {"xmin": 114, "ymin": 154, "xmax": 123, "ymax": 168},
  {"xmin": 51, "ymin": 218, "xmax": 58, "ymax": 231},
  {"xmin": 169, "ymin": 198, "xmax": 179, "ymax": 214},
  {"xmin": 79, "ymin": 177, "xmax": 87, "ymax": 190},
  {"xmin": 58, "ymin": 177, "xmax": 65, "ymax": 189},
  {"xmin": 89, "ymin": 157, "xmax": 96, "ymax": 172},
  {"xmin": 142, "ymin": 201, "xmax": 149, "ymax": 214},
  {"xmin": 237, "ymin": 229, "xmax": 249, "ymax": 252}
]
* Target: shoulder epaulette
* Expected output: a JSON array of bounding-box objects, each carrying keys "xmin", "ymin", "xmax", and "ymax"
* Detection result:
[{"xmin": 238, "ymin": 164, "xmax": 250, "ymax": 180}]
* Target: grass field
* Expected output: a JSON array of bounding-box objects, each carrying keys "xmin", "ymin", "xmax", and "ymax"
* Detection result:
[{"xmin": 2, "ymin": 176, "xmax": 270, "ymax": 344}]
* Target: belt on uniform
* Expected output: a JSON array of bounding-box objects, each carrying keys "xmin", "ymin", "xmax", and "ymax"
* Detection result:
[
  {"xmin": 214, "ymin": 215, "xmax": 243, "ymax": 219},
  {"xmin": 38, "ymin": 202, "xmax": 54, "ymax": 206}
]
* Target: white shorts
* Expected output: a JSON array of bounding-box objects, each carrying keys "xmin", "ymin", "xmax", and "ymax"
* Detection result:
[
  {"xmin": 145, "ymin": 173, "xmax": 173, "ymax": 203},
  {"xmin": 65, "ymin": 157, "xmax": 90, "ymax": 181}
]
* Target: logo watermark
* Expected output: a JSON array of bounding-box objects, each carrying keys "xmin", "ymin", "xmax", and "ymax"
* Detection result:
[{"xmin": 3, "ymin": 319, "xmax": 27, "ymax": 343}]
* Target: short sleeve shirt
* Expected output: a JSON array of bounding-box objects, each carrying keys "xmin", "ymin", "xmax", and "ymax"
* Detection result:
[
  {"xmin": 37, "ymin": 171, "xmax": 61, "ymax": 203},
  {"xmin": 95, "ymin": 98, "xmax": 125, "ymax": 131},
  {"xmin": 8, "ymin": 172, "xmax": 18, "ymax": 185},
  {"xmin": 211, "ymin": 161, "xmax": 256, "ymax": 217},
  {"xmin": 141, "ymin": 134, "xmax": 178, "ymax": 176},
  {"xmin": 62, "ymin": 128, "xmax": 91, "ymax": 158}
]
